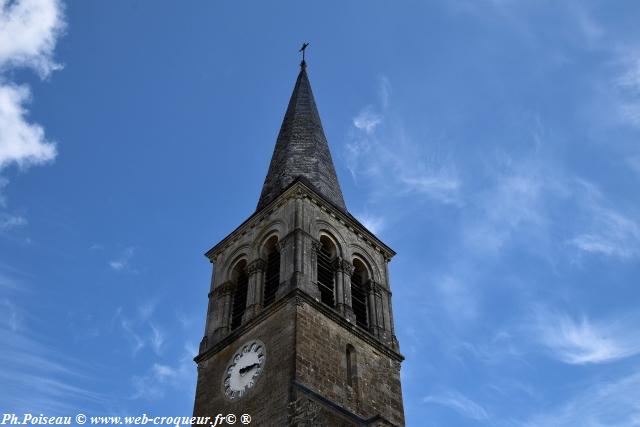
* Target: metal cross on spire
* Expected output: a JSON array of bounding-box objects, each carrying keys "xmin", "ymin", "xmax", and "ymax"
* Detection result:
[{"xmin": 299, "ymin": 42, "xmax": 309, "ymax": 67}]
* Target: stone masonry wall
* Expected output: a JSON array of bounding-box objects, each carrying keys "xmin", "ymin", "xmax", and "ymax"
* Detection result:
[
  {"xmin": 295, "ymin": 301, "xmax": 405, "ymax": 426},
  {"xmin": 193, "ymin": 301, "xmax": 296, "ymax": 426}
]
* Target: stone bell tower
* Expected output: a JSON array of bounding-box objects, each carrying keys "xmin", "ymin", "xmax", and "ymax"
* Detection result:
[{"xmin": 193, "ymin": 58, "xmax": 405, "ymax": 426}]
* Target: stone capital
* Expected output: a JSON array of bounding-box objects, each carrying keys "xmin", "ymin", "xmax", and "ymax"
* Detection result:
[
  {"xmin": 218, "ymin": 281, "xmax": 235, "ymax": 296},
  {"xmin": 247, "ymin": 259, "xmax": 266, "ymax": 274},
  {"xmin": 365, "ymin": 280, "xmax": 383, "ymax": 294},
  {"xmin": 342, "ymin": 260, "xmax": 355, "ymax": 275}
]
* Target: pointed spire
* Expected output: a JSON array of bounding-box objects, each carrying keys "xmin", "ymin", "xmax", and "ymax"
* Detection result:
[{"xmin": 256, "ymin": 61, "xmax": 346, "ymax": 211}]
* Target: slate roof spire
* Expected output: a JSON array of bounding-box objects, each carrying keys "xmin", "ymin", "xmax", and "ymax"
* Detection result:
[{"xmin": 256, "ymin": 60, "xmax": 347, "ymax": 211}]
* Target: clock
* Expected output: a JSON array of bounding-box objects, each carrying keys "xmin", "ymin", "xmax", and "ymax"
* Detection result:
[{"xmin": 222, "ymin": 339, "xmax": 266, "ymax": 400}]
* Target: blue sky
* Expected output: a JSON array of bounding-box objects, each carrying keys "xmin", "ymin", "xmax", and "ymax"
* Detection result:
[{"xmin": 1, "ymin": 1, "xmax": 640, "ymax": 425}]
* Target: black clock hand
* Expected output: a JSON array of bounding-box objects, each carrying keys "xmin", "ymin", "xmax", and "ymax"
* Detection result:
[{"xmin": 239, "ymin": 363, "xmax": 260, "ymax": 376}]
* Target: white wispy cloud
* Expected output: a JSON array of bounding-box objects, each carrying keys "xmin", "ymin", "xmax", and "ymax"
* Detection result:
[
  {"xmin": 463, "ymin": 155, "xmax": 549, "ymax": 254},
  {"xmin": 138, "ymin": 299, "xmax": 158, "ymax": 321},
  {"xmin": 0, "ymin": 0, "xmax": 65, "ymax": 76},
  {"xmin": 346, "ymin": 78, "xmax": 460, "ymax": 205},
  {"xmin": 0, "ymin": 0, "xmax": 64, "ymax": 236},
  {"xmin": 354, "ymin": 212, "xmax": 385, "ymax": 235},
  {"xmin": 456, "ymin": 330, "xmax": 522, "ymax": 365},
  {"xmin": 353, "ymin": 108, "xmax": 382, "ymax": 134},
  {"xmin": 114, "ymin": 301, "xmax": 165, "ymax": 356},
  {"xmin": 423, "ymin": 390, "xmax": 489, "ymax": 421},
  {"xmin": 1, "ymin": 298, "xmax": 23, "ymax": 331},
  {"xmin": 606, "ymin": 50, "xmax": 640, "ymax": 131},
  {"xmin": 459, "ymin": 132, "xmax": 639, "ymax": 262},
  {"xmin": 616, "ymin": 57, "xmax": 640, "ymax": 95},
  {"xmin": 435, "ymin": 275, "xmax": 478, "ymax": 325},
  {"xmin": 569, "ymin": 180, "xmax": 640, "ymax": 259},
  {"xmin": 0, "ymin": 0, "xmax": 64, "ymax": 171},
  {"xmin": 0, "ymin": 84, "xmax": 57, "ymax": 170},
  {"xmin": 118, "ymin": 314, "xmax": 145, "ymax": 356},
  {"xmin": 378, "ymin": 75, "xmax": 391, "ymax": 109},
  {"xmin": 0, "ymin": 212, "xmax": 27, "ymax": 230},
  {"xmin": 149, "ymin": 323, "xmax": 165, "ymax": 355},
  {"xmin": 0, "ymin": 268, "xmax": 109, "ymax": 413},
  {"xmin": 629, "ymin": 156, "xmax": 640, "ymax": 175},
  {"xmin": 131, "ymin": 342, "xmax": 197, "ymax": 400},
  {"xmin": 522, "ymin": 370, "xmax": 640, "ymax": 427},
  {"xmin": 534, "ymin": 308, "xmax": 640, "ymax": 365},
  {"xmin": 109, "ymin": 246, "xmax": 136, "ymax": 272}
]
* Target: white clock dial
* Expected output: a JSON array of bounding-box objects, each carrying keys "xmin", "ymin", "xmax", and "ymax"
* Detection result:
[{"xmin": 222, "ymin": 340, "xmax": 266, "ymax": 400}]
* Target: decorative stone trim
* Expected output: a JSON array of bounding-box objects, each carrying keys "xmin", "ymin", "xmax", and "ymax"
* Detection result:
[
  {"xmin": 289, "ymin": 397, "xmax": 323, "ymax": 426},
  {"xmin": 247, "ymin": 259, "xmax": 266, "ymax": 274},
  {"xmin": 205, "ymin": 181, "xmax": 395, "ymax": 262},
  {"xmin": 293, "ymin": 295, "xmax": 306, "ymax": 308},
  {"xmin": 365, "ymin": 280, "xmax": 387, "ymax": 295},
  {"xmin": 194, "ymin": 289, "xmax": 404, "ymax": 364},
  {"xmin": 211, "ymin": 281, "xmax": 235, "ymax": 299},
  {"xmin": 342, "ymin": 260, "xmax": 355, "ymax": 276}
]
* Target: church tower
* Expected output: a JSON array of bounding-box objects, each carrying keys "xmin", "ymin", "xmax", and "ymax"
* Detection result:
[{"xmin": 193, "ymin": 59, "xmax": 405, "ymax": 426}]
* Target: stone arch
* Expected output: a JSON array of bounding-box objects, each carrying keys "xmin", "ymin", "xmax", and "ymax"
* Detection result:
[
  {"xmin": 253, "ymin": 219, "xmax": 285, "ymax": 258},
  {"xmin": 229, "ymin": 258, "xmax": 249, "ymax": 331},
  {"xmin": 316, "ymin": 233, "xmax": 339, "ymax": 308},
  {"xmin": 229, "ymin": 258, "xmax": 248, "ymax": 282},
  {"xmin": 315, "ymin": 220, "xmax": 347, "ymax": 258},
  {"xmin": 351, "ymin": 257, "xmax": 372, "ymax": 283},
  {"xmin": 350, "ymin": 259, "xmax": 370, "ymax": 330},
  {"xmin": 222, "ymin": 244, "xmax": 250, "ymax": 283},
  {"xmin": 349, "ymin": 244, "xmax": 382, "ymax": 284}
]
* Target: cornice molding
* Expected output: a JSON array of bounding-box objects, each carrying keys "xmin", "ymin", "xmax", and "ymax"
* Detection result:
[
  {"xmin": 194, "ymin": 288, "xmax": 404, "ymax": 364},
  {"xmin": 204, "ymin": 180, "xmax": 395, "ymax": 262}
]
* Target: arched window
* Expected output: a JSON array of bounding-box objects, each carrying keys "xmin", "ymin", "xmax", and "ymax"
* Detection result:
[
  {"xmin": 230, "ymin": 260, "xmax": 248, "ymax": 330},
  {"xmin": 263, "ymin": 236, "xmax": 280, "ymax": 308},
  {"xmin": 346, "ymin": 344, "xmax": 358, "ymax": 388},
  {"xmin": 317, "ymin": 236, "xmax": 336, "ymax": 308},
  {"xmin": 351, "ymin": 259, "xmax": 369, "ymax": 330}
]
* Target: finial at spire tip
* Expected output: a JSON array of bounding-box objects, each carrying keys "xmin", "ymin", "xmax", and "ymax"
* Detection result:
[
  {"xmin": 299, "ymin": 42, "xmax": 309, "ymax": 66},
  {"xmin": 300, "ymin": 59, "xmax": 306, "ymax": 69}
]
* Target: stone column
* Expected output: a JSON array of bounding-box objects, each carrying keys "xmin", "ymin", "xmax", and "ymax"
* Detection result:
[
  {"xmin": 337, "ymin": 260, "xmax": 355, "ymax": 323},
  {"xmin": 365, "ymin": 280, "xmax": 387, "ymax": 339},
  {"xmin": 310, "ymin": 240, "xmax": 321, "ymax": 284},
  {"xmin": 386, "ymin": 290, "xmax": 400, "ymax": 351},
  {"xmin": 333, "ymin": 257, "xmax": 345, "ymax": 309},
  {"xmin": 200, "ymin": 263, "xmax": 217, "ymax": 353},
  {"xmin": 292, "ymin": 195, "xmax": 304, "ymax": 287},
  {"xmin": 373, "ymin": 282, "xmax": 387, "ymax": 343},
  {"xmin": 275, "ymin": 239, "xmax": 289, "ymax": 299},
  {"xmin": 243, "ymin": 259, "xmax": 265, "ymax": 323},
  {"xmin": 211, "ymin": 281, "xmax": 235, "ymax": 343},
  {"xmin": 304, "ymin": 240, "xmax": 322, "ymax": 300},
  {"xmin": 365, "ymin": 280, "xmax": 378, "ymax": 335}
]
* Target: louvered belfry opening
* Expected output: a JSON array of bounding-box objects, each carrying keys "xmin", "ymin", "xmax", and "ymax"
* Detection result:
[
  {"xmin": 231, "ymin": 262, "xmax": 248, "ymax": 330},
  {"xmin": 351, "ymin": 261, "xmax": 369, "ymax": 329},
  {"xmin": 317, "ymin": 238, "xmax": 336, "ymax": 308},
  {"xmin": 263, "ymin": 249, "xmax": 280, "ymax": 308}
]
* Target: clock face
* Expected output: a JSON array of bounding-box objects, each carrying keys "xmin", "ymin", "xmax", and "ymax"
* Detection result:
[{"xmin": 222, "ymin": 340, "xmax": 266, "ymax": 400}]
